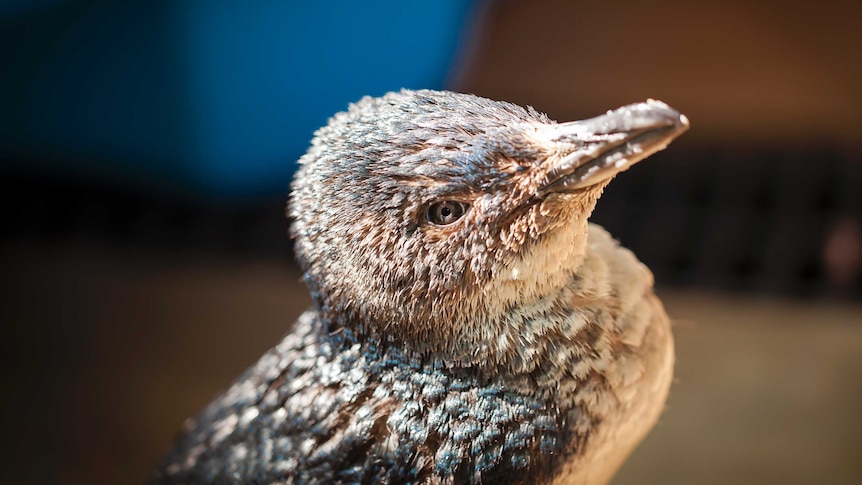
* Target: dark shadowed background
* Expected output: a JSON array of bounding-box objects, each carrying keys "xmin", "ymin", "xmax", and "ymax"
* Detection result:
[{"xmin": 2, "ymin": 1, "xmax": 861, "ymax": 483}]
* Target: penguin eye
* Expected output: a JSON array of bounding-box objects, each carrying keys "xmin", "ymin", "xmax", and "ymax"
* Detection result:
[{"xmin": 426, "ymin": 201, "xmax": 468, "ymax": 225}]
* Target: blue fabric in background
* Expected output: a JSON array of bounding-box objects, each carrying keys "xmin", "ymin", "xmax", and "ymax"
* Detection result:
[{"xmin": 0, "ymin": 0, "xmax": 477, "ymax": 199}]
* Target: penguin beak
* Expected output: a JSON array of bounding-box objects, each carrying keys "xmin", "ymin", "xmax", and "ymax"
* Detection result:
[{"xmin": 538, "ymin": 100, "xmax": 689, "ymax": 194}]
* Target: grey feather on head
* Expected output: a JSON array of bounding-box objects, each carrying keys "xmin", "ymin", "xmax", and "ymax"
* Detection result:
[{"xmin": 289, "ymin": 89, "xmax": 683, "ymax": 374}]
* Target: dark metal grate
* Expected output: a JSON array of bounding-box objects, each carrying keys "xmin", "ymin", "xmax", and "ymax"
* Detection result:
[
  {"xmin": 593, "ymin": 146, "xmax": 862, "ymax": 298},
  {"xmin": 4, "ymin": 170, "xmax": 294, "ymax": 259},
  {"xmin": 4, "ymin": 146, "xmax": 861, "ymax": 298}
]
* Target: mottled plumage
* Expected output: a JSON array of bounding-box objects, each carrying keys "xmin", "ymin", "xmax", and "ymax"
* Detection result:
[{"xmin": 154, "ymin": 90, "xmax": 688, "ymax": 484}]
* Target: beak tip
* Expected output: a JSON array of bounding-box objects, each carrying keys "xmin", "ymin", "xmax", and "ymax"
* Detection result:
[
  {"xmin": 679, "ymin": 113, "xmax": 691, "ymax": 128},
  {"xmin": 642, "ymin": 99, "xmax": 689, "ymax": 128}
]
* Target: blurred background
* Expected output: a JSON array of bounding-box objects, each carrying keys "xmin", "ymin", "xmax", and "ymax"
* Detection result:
[{"xmin": 2, "ymin": 0, "xmax": 861, "ymax": 483}]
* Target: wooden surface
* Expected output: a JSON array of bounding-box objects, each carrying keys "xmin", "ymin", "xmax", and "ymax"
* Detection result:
[{"xmin": 2, "ymin": 240, "xmax": 860, "ymax": 484}]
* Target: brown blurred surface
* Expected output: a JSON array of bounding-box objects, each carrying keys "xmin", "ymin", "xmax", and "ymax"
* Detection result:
[
  {"xmin": 460, "ymin": 0, "xmax": 862, "ymax": 146},
  {"xmin": 3, "ymin": 240, "xmax": 861, "ymax": 484}
]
